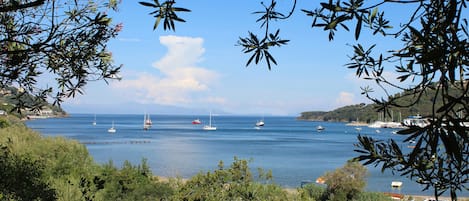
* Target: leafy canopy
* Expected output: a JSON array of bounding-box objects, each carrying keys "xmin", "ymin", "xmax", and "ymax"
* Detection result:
[{"xmin": 0, "ymin": 0, "xmax": 122, "ymax": 112}]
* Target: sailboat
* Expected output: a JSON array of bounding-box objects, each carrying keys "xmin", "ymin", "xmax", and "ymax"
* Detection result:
[
  {"xmin": 143, "ymin": 113, "xmax": 152, "ymax": 130},
  {"xmin": 108, "ymin": 121, "xmax": 116, "ymax": 133},
  {"xmin": 92, "ymin": 114, "xmax": 97, "ymax": 126},
  {"xmin": 203, "ymin": 112, "xmax": 216, "ymax": 131}
]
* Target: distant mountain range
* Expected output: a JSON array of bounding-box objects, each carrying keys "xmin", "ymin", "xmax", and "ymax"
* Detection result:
[{"xmin": 297, "ymin": 83, "xmax": 464, "ymax": 123}]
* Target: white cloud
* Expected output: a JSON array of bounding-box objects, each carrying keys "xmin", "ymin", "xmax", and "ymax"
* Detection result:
[
  {"xmin": 335, "ymin": 92, "xmax": 355, "ymax": 107},
  {"xmin": 112, "ymin": 35, "xmax": 222, "ymax": 106},
  {"xmin": 155, "ymin": 35, "xmax": 205, "ymax": 71}
]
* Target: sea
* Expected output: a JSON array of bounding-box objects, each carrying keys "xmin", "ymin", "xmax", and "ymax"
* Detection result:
[{"xmin": 25, "ymin": 114, "xmax": 468, "ymax": 197}]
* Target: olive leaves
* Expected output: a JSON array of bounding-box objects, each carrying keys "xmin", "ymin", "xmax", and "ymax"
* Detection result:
[{"xmin": 139, "ymin": 0, "xmax": 191, "ymax": 31}]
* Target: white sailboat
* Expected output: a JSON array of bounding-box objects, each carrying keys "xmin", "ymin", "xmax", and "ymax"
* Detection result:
[
  {"xmin": 108, "ymin": 121, "xmax": 116, "ymax": 133},
  {"xmin": 143, "ymin": 113, "xmax": 152, "ymax": 130},
  {"xmin": 255, "ymin": 115, "xmax": 265, "ymax": 127},
  {"xmin": 92, "ymin": 114, "xmax": 97, "ymax": 126},
  {"xmin": 203, "ymin": 112, "xmax": 216, "ymax": 131}
]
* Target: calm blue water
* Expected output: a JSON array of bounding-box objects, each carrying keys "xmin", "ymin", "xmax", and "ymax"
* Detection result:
[{"xmin": 25, "ymin": 114, "xmax": 464, "ymax": 196}]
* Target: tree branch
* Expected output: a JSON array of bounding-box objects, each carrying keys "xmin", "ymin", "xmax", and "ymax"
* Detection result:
[{"xmin": 0, "ymin": 0, "xmax": 46, "ymax": 12}]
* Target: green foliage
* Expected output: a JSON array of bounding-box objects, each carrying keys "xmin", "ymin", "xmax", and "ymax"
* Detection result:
[
  {"xmin": 0, "ymin": 122, "xmax": 177, "ymax": 201},
  {"xmin": 139, "ymin": 0, "xmax": 191, "ymax": 31},
  {"xmin": 238, "ymin": 29, "xmax": 290, "ymax": 70},
  {"xmin": 237, "ymin": 1, "xmax": 291, "ymax": 70},
  {"xmin": 0, "ymin": 117, "xmax": 9, "ymax": 128},
  {"xmin": 90, "ymin": 159, "xmax": 174, "ymax": 201},
  {"xmin": 354, "ymin": 192, "xmax": 393, "ymax": 201},
  {"xmin": 0, "ymin": 123, "xmax": 94, "ymax": 200},
  {"xmin": 298, "ymin": 183, "xmax": 326, "ymax": 201},
  {"xmin": 322, "ymin": 160, "xmax": 368, "ymax": 201},
  {"xmin": 0, "ymin": 1, "xmax": 122, "ymax": 112},
  {"xmin": 0, "ymin": 143, "xmax": 57, "ymax": 201},
  {"xmin": 172, "ymin": 157, "xmax": 288, "ymax": 201},
  {"xmin": 298, "ymin": 161, "xmax": 392, "ymax": 201},
  {"xmin": 299, "ymin": 84, "xmax": 467, "ymax": 123},
  {"xmin": 299, "ymin": 103, "xmax": 378, "ymax": 123}
]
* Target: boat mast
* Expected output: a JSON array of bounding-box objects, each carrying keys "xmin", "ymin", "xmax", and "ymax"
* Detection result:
[{"xmin": 209, "ymin": 112, "xmax": 212, "ymax": 126}]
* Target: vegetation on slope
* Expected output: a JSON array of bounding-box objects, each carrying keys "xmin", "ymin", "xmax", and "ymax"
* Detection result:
[
  {"xmin": 298, "ymin": 83, "xmax": 462, "ymax": 123},
  {"xmin": 0, "ymin": 86, "xmax": 67, "ymax": 118}
]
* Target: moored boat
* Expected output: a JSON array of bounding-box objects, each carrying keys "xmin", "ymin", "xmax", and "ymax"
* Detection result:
[
  {"xmin": 108, "ymin": 121, "xmax": 116, "ymax": 133},
  {"xmin": 92, "ymin": 114, "xmax": 97, "ymax": 126},
  {"xmin": 391, "ymin": 181, "xmax": 403, "ymax": 188},
  {"xmin": 316, "ymin": 177, "xmax": 325, "ymax": 184},
  {"xmin": 402, "ymin": 114, "xmax": 429, "ymax": 128},
  {"xmin": 143, "ymin": 113, "xmax": 152, "ymax": 130},
  {"xmin": 203, "ymin": 112, "xmax": 216, "ymax": 131},
  {"xmin": 255, "ymin": 120, "xmax": 265, "ymax": 127},
  {"xmin": 192, "ymin": 118, "xmax": 201, "ymax": 124},
  {"xmin": 316, "ymin": 125, "xmax": 325, "ymax": 131}
]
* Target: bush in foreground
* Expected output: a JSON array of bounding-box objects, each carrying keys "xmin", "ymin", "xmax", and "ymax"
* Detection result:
[{"xmin": 171, "ymin": 157, "xmax": 289, "ymax": 201}]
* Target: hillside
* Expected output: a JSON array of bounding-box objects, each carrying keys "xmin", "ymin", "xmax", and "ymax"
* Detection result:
[
  {"xmin": 297, "ymin": 83, "xmax": 463, "ymax": 123},
  {"xmin": 0, "ymin": 86, "xmax": 67, "ymax": 118}
]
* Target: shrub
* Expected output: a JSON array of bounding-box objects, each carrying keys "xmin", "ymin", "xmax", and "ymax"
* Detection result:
[
  {"xmin": 355, "ymin": 192, "xmax": 394, "ymax": 201},
  {"xmin": 298, "ymin": 183, "xmax": 326, "ymax": 201},
  {"xmin": 90, "ymin": 159, "xmax": 174, "ymax": 201},
  {"xmin": 323, "ymin": 160, "xmax": 368, "ymax": 200},
  {"xmin": 172, "ymin": 157, "xmax": 288, "ymax": 201},
  {"xmin": 0, "ymin": 143, "xmax": 56, "ymax": 200}
]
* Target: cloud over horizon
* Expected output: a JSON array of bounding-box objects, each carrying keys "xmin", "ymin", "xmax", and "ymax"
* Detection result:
[
  {"xmin": 112, "ymin": 35, "xmax": 223, "ymax": 106},
  {"xmin": 335, "ymin": 91, "xmax": 355, "ymax": 107}
]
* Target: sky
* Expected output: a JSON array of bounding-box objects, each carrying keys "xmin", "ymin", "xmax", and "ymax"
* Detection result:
[{"xmin": 61, "ymin": 0, "xmax": 407, "ymax": 116}]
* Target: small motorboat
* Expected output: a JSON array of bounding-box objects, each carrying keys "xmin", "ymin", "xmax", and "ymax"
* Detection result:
[
  {"xmin": 192, "ymin": 118, "xmax": 201, "ymax": 124},
  {"xmin": 316, "ymin": 125, "xmax": 325, "ymax": 131},
  {"xmin": 316, "ymin": 177, "xmax": 326, "ymax": 184},
  {"xmin": 255, "ymin": 120, "xmax": 265, "ymax": 127}
]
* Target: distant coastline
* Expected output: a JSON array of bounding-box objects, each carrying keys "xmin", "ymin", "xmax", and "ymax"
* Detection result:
[{"xmin": 25, "ymin": 113, "xmax": 68, "ymax": 120}]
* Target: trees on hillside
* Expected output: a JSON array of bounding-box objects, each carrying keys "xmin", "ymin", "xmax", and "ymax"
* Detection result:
[
  {"xmin": 140, "ymin": 0, "xmax": 469, "ymax": 199},
  {"xmin": 0, "ymin": 0, "xmax": 122, "ymax": 112}
]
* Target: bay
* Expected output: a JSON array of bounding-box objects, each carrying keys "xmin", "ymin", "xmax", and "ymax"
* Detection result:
[{"xmin": 25, "ymin": 113, "xmax": 463, "ymax": 196}]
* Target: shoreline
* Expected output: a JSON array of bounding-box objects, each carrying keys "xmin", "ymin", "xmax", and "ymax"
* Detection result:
[{"xmin": 155, "ymin": 176, "xmax": 468, "ymax": 201}]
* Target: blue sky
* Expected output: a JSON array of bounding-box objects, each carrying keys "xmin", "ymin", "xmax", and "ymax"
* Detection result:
[{"xmin": 62, "ymin": 1, "xmax": 406, "ymax": 116}]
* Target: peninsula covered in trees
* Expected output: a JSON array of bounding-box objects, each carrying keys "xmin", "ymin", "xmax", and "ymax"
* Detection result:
[{"xmin": 297, "ymin": 82, "xmax": 466, "ymax": 123}]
